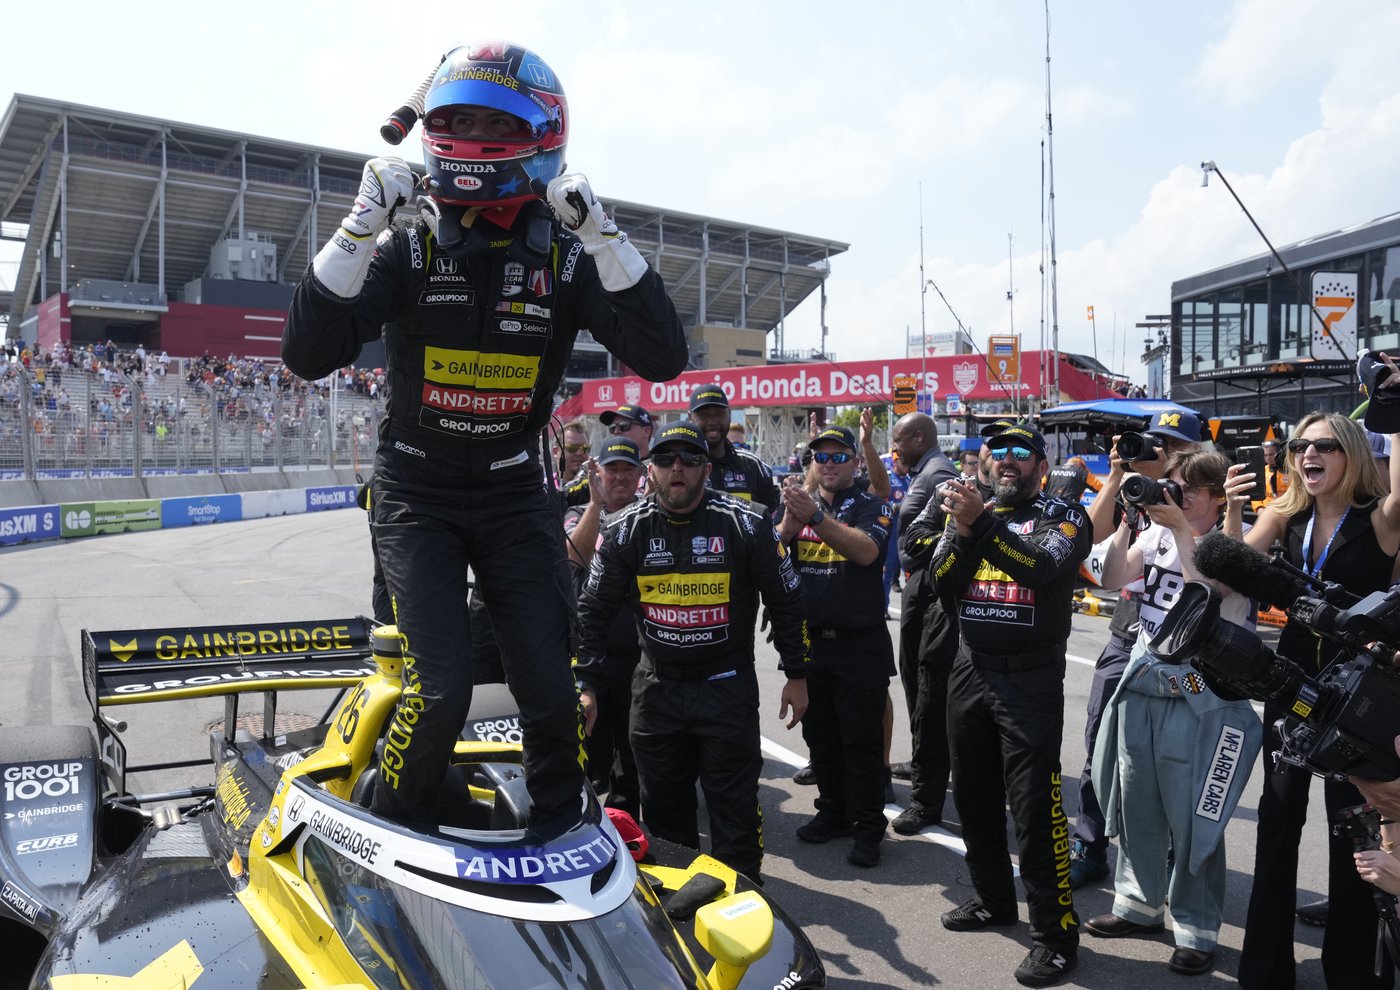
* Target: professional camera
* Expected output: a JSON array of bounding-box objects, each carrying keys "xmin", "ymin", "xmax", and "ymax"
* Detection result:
[
  {"xmin": 1120, "ymin": 474, "xmax": 1184, "ymax": 508},
  {"xmin": 1151, "ymin": 579, "xmax": 1400, "ymax": 781},
  {"xmin": 1115, "ymin": 430, "xmax": 1163, "ymax": 462}
]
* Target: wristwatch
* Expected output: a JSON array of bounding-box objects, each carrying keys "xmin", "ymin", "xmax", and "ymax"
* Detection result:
[{"xmin": 808, "ymin": 507, "xmax": 826, "ymax": 527}]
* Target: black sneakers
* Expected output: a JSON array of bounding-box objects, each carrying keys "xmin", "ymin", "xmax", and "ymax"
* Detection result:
[
  {"xmin": 847, "ymin": 837, "xmax": 881, "ymax": 868},
  {"xmin": 891, "ymin": 803, "xmax": 940, "ymax": 835},
  {"xmin": 1014, "ymin": 943, "xmax": 1078, "ymax": 987},
  {"xmin": 940, "ymin": 899, "xmax": 1017, "ymax": 931}
]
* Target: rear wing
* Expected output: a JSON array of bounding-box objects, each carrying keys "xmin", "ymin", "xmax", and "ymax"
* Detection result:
[
  {"xmin": 82, "ymin": 617, "xmax": 376, "ymax": 709},
  {"xmin": 81, "ymin": 617, "xmax": 377, "ymax": 798}
]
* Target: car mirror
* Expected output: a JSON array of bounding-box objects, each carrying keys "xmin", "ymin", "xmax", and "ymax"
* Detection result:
[{"xmin": 694, "ymin": 892, "xmax": 775, "ymax": 989}]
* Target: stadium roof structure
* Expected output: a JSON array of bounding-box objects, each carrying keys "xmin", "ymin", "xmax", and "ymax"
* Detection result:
[{"xmin": 0, "ymin": 94, "xmax": 848, "ymax": 354}]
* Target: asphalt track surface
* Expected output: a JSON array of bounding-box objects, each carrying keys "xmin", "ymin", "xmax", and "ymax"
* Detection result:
[{"xmin": 0, "ymin": 509, "xmax": 1348, "ymax": 989}]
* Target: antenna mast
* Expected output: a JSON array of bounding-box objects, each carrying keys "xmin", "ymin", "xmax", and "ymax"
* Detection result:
[{"xmin": 1044, "ymin": 0, "xmax": 1061, "ymax": 405}]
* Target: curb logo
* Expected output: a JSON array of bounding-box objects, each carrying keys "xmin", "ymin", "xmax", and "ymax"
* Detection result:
[{"xmin": 108, "ymin": 639, "xmax": 137, "ymax": 663}]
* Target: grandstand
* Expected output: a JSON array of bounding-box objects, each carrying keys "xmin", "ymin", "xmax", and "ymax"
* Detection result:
[{"xmin": 0, "ymin": 94, "xmax": 848, "ymax": 388}]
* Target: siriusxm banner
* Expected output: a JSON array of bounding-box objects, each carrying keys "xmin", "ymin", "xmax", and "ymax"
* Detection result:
[
  {"xmin": 0, "ymin": 505, "xmax": 61, "ymax": 546},
  {"xmin": 161, "ymin": 494, "xmax": 243, "ymax": 529},
  {"xmin": 305, "ymin": 486, "xmax": 357, "ymax": 513}
]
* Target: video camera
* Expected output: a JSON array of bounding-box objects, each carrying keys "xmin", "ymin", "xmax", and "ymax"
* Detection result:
[{"xmin": 1152, "ymin": 542, "xmax": 1400, "ymax": 781}]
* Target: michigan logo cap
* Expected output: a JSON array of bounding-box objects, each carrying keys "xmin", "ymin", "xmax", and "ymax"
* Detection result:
[{"xmin": 1143, "ymin": 408, "xmax": 1203, "ymax": 444}]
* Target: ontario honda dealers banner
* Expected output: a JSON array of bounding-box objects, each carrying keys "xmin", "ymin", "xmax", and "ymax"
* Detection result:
[{"xmin": 571, "ymin": 351, "xmax": 1103, "ymax": 415}]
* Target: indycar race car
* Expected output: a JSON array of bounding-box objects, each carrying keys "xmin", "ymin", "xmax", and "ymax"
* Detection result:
[{"xmin": 0, "ymin": 617, "xmax": 825, "ymax": 989}]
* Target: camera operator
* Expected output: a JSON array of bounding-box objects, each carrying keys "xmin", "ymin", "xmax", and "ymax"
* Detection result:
[
  {"xmin": 1086, "ymin": 449, "xmax": 1261, "ymax": 977},
  {"xmin": 1225, "ymin": 407, "xmax": 1400, "ymax": 990}
]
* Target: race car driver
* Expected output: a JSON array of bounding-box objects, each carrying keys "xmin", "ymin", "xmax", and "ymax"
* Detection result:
[
  {"xmin": 575, "ymin": 421, "xmax": 810, "ymax": 879},
  {"xmin": 281, "ymin": 42, "xmax": 687, "ymax": 832},
  {"xmin": 931, "ymin": 424, "xmax": 1092, "ymax": 988}
]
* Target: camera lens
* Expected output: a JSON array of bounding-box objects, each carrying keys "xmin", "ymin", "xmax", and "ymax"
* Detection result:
[
  {"xmin": 1117, "ymin": 431, "xmax": 1146, "ymax": 461},
  {"xmin": 1120, "ymin": 474, "xmax": 1159, "ymax": 506}
]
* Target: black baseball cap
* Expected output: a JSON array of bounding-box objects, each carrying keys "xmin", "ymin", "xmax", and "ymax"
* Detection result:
[
  {"xmin": 597, "ymin": 437, "xmax": 642, "ymax": 466},
  {"xmin": 979, "ymin": 419, "xmax": 1016, "ymax": 439},
  {"xmin": 599, "ymin": 404, "xmax": 652, "ymax": 428},
  {"xmin": 689, "ymin": 383, "xmax": 730, "ymax": 411},
  {"xmin": 811, "ymin": 425, "xmax": 857, "ymax": 451},
  {"xmin": 650, "ymin": 420, "xmax": 709, "ymax": 456},
  {"xmin": 986, "ymin": 424, "xmax": 1048, "ymax": 460}
]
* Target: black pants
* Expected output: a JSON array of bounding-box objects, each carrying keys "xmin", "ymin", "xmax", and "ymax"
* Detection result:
[
  {"xmin": 947, "ymin": 647, "xmax": 1079, "ymax": 950},
  {"xmin": 370, "ymin": 457, "xmax": 585, "ymax": 827},
  {"xmin": 898, "ymin": 586, "xmax": 955, "ymax": 812},
  {"xmin": 630, "ymin": 663, "xmax": 764, "ymax": 877},
  {"xmin": 802, "ymin": 630, "xmax": 893, "ymax": 841},
  {"xmin": 586, "ymin": 656, "xmax": 641, "ymax": 819},
  {"xmin": 1070, "ymin": 632, "xmax": 1132, "ymax": 852},
  {"xmin": 1238, "ymin": 697, "xmax": 1394, "ymax": 990}
]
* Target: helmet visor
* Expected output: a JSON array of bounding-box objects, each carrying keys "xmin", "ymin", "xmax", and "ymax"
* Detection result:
[{"xmin": 425, "ymin": 79, "xmax": 561, "ymax": 142}]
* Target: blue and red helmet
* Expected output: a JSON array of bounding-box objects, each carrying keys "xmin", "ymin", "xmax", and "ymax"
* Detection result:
[{"xmin": 420, "ymin": 42, "xmax": 567, "ymax": 212}]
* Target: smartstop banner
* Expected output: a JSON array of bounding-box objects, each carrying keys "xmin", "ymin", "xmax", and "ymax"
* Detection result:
[
  {"xmin": 161, "ymin": 494, "xmax": 243, "ymax": 529},
  {"xmin": 60, "ymin": 501, "xmax": 162, "ymax": 538}
]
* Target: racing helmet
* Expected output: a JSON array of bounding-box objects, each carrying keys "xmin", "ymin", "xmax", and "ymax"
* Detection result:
[{"xmin": 420, "ymin": 42, "xmax": 567, "ymax": 211}]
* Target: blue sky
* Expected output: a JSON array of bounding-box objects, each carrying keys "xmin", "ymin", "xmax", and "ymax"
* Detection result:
[{"xmin": 3, "ymin": 0, "xmax": 1397, "ymax": 384}]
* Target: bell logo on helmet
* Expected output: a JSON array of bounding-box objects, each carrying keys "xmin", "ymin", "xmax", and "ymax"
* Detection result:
[{"xmin": 453, "ymin": 176, "xmax": 484, "ymax": 191}]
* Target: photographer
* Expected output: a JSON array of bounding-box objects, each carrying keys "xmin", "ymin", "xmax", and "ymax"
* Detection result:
[
  {"xmin": 1225, "ymin": 408, "xmax": 1400, "ymax": 990},
  {"xmin": 1086, "ymin": 450, "xmax": 1260, "ymax": 977}
]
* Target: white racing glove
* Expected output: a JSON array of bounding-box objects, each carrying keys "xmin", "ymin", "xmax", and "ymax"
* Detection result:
[
  {"xmin": 312, "ymin": 156, "xmax": 417, "ymax": 299},
  {"xmin": 545, "ymin": 173, "xmax": 649, "ymax": 292}
]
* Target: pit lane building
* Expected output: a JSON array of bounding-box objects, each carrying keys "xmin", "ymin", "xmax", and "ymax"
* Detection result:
[
  {"xmin": 1168, "ymin": 211, "xmax": 1400, "ymax": 420},
  {"xmin": 0, "ymin": 94, "xmax": 847, "ymax": 389}
]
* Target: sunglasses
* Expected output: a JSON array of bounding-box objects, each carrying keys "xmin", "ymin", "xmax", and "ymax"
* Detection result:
[
  {"xmin": 652, "ymin": 451, "xmax": 708, "ymax": 468},
  {"xmin": 1287, "ymin": 438, "xmax": 1343, "ymax": 455},
  {"xmin": 562, "ymin": 443, "xmax": 591, "ymax": 454},
  {"xmin": 607, "ymin": 421, "xmax": 641, "ymax": 434},
  {"xmin": 812, "ymin": 451, "xmax": 853, "ymax": 464},
  {"xmin": 990, "ymin": 446, "xmax": 1036, "ymax": 462}
]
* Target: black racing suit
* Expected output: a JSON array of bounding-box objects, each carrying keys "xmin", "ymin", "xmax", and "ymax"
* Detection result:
[
  {"xmin": 576, "ymin": 491, "xmax": 809, "ymax": 876},
  {"xmin": 282, "ymin": 205, "xmax": 687, "ymax": 827},
  {"xmin": 931, "ymin": 490, "xmax": 1092, "ymax": 951},
  {"xmin": 707, "ymin": 439, "xmax": 780, "ymax": 514},
  {"xmin": 788, "ymin": 484, "xmax": 895, "ymax": 844},
  {"xmin": 894, "ymin": 447, "xmax": 958, "ymax": 814}
]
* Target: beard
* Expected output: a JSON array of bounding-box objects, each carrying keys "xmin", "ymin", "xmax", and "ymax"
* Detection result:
[
  {"xmin": 656, "ymin": 472, "xmax": 707, "ymax": 513},
  {"xmin": 994, "ymin": 471, "xmax": 1039, "ymax": 504}
]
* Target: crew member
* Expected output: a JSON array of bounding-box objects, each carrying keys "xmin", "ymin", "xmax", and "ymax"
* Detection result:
[
  {"xmin": 778, "ymin": 425, "xmax": 895, "ymax": 868},
  {"xmin": 575, "ymin": 421, "xmax": 809, "ymax": 879},
  {"xmin": 689, "ymin": 383, "xmax": 780, "ymax": 513},
  {"xmin": 1068, "ymin": 409, "xmax": 1201, "ymax": 888},
  {"xmin": 933, "ymin": 424, "xmax": 1092, "ymax": 989},
  {"xmin": 887, "ymin": 411, "xmax": 957, "ymax": 835},
  {"xmin": 282, "ymin": 42, "xmax": 687, "ymax": 831},
  {"xmin": 599, "ymin": 403, "xmax": 654, "ymax": 457},
  {"xmin": 563, "ymin": 437, "xmax": 646, "ymax": 818}
]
